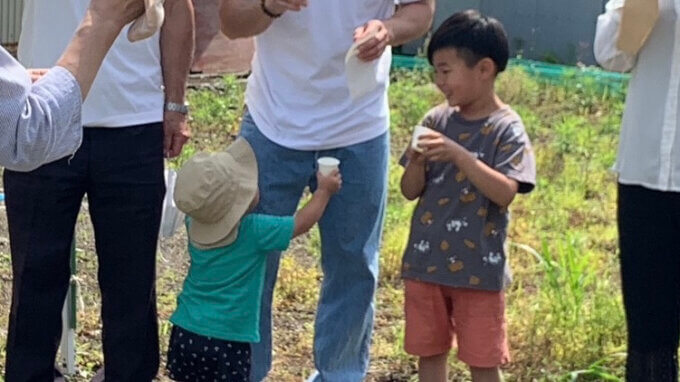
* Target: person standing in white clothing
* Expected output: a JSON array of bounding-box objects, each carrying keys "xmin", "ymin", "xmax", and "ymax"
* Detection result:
[
  {"xmin": 595, "ymin": 0, "xmax": 680, "ymax": 380},
  {"xmin": 219, "ymin": 1, "xmax": 434, "ymax": 381},
  {"xmin": 3, "ymin": 0, "xmax": 194, "ymax": 380}
]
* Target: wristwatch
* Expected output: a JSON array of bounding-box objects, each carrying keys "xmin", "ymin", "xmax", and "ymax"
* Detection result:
[{"xmin": 165, "ymin": 101, "xmax": 189, "ymax": 115}]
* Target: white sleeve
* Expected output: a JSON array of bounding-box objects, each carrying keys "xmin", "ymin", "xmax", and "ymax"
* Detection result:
[{"xmin": 594, "ymin": 0, "xmax": 638, "ymax": 73}]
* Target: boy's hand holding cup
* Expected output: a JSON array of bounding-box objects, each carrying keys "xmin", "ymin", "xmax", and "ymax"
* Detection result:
[
  {"xmin": 412, "ymin": 125, "xmax": 436, "ymax": 153},
  {"xmin": 317, "ymin": 157, "xmax": 342, "ymax": 195},
  {"xmin": 418, "ymin": 130, "xmax": 467, "ymax": 164},
  {"xmin": 407, "ymin": 125, "xmax": 435, "ymax": 165}
]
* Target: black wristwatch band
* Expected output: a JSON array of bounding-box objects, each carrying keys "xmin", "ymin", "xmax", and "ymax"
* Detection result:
[{"xmin": 260, "ymin": 0, "xmax": 283, "ymax": 18}]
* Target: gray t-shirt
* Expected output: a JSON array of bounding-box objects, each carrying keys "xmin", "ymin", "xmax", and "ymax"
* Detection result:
[{"xmin": 401, "ymin": 104, "xmax": 536, "ymax": 291}]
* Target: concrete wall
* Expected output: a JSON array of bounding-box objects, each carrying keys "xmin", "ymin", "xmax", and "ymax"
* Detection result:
[
  {"xmin": 0, "ymin": 0, "xmax": 22, "ymax": 45},
  {"xmin": 400, "ymin": 0, "xmax": 608, "ymax": 65}
]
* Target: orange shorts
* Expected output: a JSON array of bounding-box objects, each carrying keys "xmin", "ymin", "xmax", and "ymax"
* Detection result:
[{"xmin": 404, "ymin": 279, "xmax": 510, "ymax": 368}]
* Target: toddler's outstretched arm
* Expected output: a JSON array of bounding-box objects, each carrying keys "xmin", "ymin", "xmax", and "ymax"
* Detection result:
[{"xmin": 294, "ymin": 170, "xmax": 342, "ymax": 237}]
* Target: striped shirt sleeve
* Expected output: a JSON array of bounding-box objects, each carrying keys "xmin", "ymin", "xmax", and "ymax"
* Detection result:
[{"xmin": 0, "ymin": 48, "xmax": 83, "ymax": 172}]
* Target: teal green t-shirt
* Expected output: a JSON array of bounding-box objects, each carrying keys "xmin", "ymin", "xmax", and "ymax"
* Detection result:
[{"xmin": 170, "ymin": 214, "xmax": 294, "ymax": 343}]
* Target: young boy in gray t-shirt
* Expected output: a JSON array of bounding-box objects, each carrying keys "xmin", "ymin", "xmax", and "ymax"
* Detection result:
[{"xmin": 400, "ymin": 10, "xmax": 536, "ymax": 382}]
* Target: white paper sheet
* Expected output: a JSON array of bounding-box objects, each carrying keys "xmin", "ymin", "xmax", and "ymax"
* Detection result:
[
  {"xmin": 345, "ymin": 30, "xmax": 388, "ymax": 101},
  {"xmin": 128, "ymin": 0, "xmax": 166, "ymax": 42}
]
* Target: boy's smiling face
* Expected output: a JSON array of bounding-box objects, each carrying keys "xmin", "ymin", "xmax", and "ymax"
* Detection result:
[{"xmin": 432, "ymin": 47, "xmax": 493, "ymax": 109}]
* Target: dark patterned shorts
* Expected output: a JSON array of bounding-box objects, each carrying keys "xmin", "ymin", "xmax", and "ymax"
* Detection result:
[{"xmin": 166, "ymin": 325, "xmax": 251, "ymax": 382}]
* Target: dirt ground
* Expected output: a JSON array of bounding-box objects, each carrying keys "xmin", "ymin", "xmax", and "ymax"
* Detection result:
[{"xmin": 0, "ymin": 193, "xmax": 420, "ymax": 382}]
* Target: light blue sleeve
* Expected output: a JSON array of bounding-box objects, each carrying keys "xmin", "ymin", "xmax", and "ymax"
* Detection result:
[{"xmin": 0, "ymin": 48, "xmax": 83, "ymax": 172}]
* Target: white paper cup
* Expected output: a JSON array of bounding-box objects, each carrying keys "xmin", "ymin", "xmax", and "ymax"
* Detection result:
[
  {"xmin": 318, "ymin": 157, "xmax": 340, "ymax": 176},
  {"xmin": 412, "ymin": 125, "xmax": 436, "ymax": 153}
]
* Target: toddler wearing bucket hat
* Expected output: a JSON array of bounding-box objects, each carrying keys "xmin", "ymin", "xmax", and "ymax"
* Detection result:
[{"xmin": 166, "ymin": 138, "xmax": 342, "ymax": 381}]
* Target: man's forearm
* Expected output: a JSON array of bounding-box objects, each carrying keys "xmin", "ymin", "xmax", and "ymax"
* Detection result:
[
  {"xmin": 220, "ymin": 0, "xmax": 275, "ymax": 39},
  {"xmin": 161, "ymin": 0, "xmax": 194, "ymax": 104},
  {"xmin": 56, "ymin": 12, "xmax": 123, "ymax": 98},
  {"xmin": 385, "ymin": 0, "xmax": 435, "ymax": 47}
]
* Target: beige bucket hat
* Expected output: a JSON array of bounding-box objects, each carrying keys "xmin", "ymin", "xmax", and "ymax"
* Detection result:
[{"xmin": 174, "ymin": 138, "xmax": 258, "ymax": 248}]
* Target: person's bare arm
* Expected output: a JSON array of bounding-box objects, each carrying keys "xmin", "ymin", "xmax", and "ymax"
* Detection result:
[
  {"xmin": 161, "ymin": 0, "xmax": 194, "ymax": 158},
  {"xmin": 219, "ymin": 0, "xmax": 306, "ymax": 39},
  {"xmin": 401, "ymin": 150, "xmax": 427, "ymax": 201},
  {"xmin": 386, "ymin": 0, "xmax": 436, "ymax": 46},
  {"xmin": 354, "ymin": 0, "xmax": 435, "ymax": 62},
  {"xmin": 56, "ymin": 0, "xmax": 145, "ymax": 98},
  {"xmin": 293, "ymin": 171, "xmax": 342, "ymax": 237},
  {"xmin": 420, "ymin": 132, "xmax": 519, "ymax": 208},
  {"xmin": 448, "ymin": 148, "xmax": 519, "ymax": 208},
  {"xmin": 0, "ymin": 0, "xmax": 144, "ymax": 171}
]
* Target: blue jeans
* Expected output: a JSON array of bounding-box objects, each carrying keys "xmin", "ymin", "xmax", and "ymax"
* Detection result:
[{"xmin": 239, "ymin": 112, "xmax": 388, "ymax": 382}]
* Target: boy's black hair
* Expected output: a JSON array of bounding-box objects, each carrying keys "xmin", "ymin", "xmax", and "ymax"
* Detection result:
[{"xmin": 427, "ymin": 10, "xmax": 509, "ymax": 74}]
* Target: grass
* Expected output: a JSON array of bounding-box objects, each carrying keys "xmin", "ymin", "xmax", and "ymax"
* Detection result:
[
  {"xmin": 0, "ymin": 67, "xmax": 628, "ymax": 381},
  {"xmin": 373, "ymin": 68, "xmax": 627, "ymax": 381}
]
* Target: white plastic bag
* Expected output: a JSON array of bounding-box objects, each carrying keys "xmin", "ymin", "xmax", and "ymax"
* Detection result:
[
  {"xmin": 160, "ymin": 168, "xmax": 185, "ymax": 238},
  {"xmin": 128, "ymin": 0, "xmax": 166, "ymax": 42},
  {"xmin": 345, "ymin": 30, "xmax": 390, "ymax": 100}
]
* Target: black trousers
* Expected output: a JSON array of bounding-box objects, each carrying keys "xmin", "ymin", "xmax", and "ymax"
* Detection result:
[
  {"xmin": 3, "ymin": 124, "xmax": 165, "ymax": 382},
  {"xmin": 618, "ymin": 183, "xmax": 680, "ymax": 382}
]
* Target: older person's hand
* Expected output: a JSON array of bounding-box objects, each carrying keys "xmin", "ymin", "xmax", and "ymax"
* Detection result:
[
  {"xmin": 90, "ymin": 0, "xmax": 146, "ymax": 26},
  {"xmin": 164, "ymin": 111, "xmax": 191, "ymax": 158},
  {"xmin": 27, "ymin": 69, "xmax": 49, "ymax": 83}
]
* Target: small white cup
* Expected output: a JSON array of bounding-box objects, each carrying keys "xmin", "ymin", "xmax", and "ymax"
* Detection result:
[
  {"xmin": 411, "ymin": 125, "xmax": 436, "ymax": 153},
  {"xmin": 318, "ymin": 157, "xmax": 340, "ymax": 176}
]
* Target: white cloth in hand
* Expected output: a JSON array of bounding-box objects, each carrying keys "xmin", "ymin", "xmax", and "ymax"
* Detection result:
[
  {"xmin": 345, "ymin": 30, "xmax": 390, "ymax": 101},
  {"xmin": 128, "ymin": 0, "xmax": 165, "ymax": 42}
]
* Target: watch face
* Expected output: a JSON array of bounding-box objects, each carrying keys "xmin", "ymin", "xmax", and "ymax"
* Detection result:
[{"xmin": 166, "ymin": 102, "xmax": 189, "ymax": 114}]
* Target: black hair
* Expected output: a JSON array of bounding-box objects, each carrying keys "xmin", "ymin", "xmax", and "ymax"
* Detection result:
[{"xmin": 427, "ymin": 10, "xmax": 509, "ymax": 74}]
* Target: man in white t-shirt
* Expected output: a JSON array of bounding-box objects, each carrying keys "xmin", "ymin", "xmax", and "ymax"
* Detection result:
[
  {"xmin": 3, "ymin": 0, "xmax": 194, "ymax": 380},
  {"xmin": 219, "ymin": 1, "xmax": 434, "ymax": 381}
]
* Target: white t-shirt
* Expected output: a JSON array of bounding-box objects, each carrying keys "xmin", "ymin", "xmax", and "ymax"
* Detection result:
[
  {"xmin": 18, "ymin": 0, "xmax": 164, "ymax": 128},
  {"xmin": 246, "ymin": 0, "xmax": 419, "ymax": 150}
]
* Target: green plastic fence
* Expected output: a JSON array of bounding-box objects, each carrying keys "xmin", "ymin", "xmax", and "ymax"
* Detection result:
[{"xmin": 392, "ymin": 55, "xmax": 630, "ymax": 93}]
